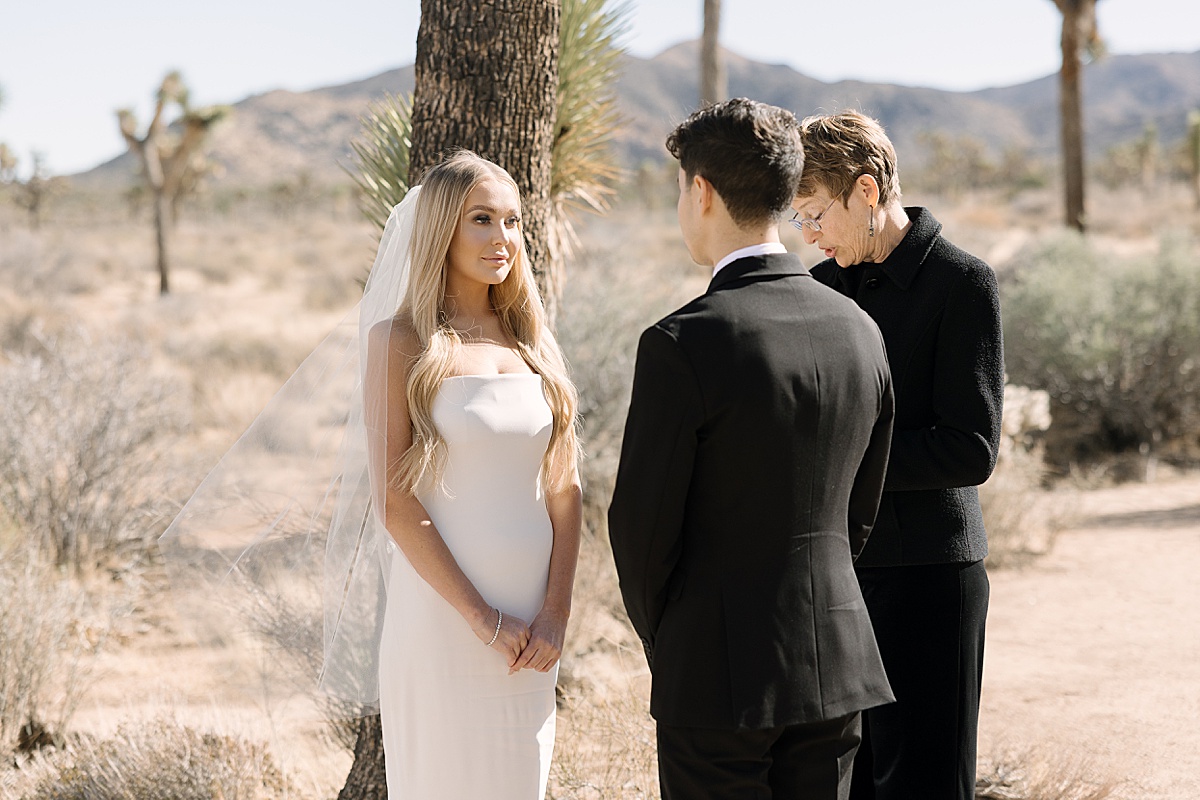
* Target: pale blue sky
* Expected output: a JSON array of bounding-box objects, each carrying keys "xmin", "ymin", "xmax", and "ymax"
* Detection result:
[{"xmin": 2, "ymin": 0, "xmax": 1198, "ymax": 176}]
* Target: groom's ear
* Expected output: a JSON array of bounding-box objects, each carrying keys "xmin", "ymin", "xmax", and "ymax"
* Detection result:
[{"xmin": 693, "ymin": 173, "xmax": 715, "ymax": 214}]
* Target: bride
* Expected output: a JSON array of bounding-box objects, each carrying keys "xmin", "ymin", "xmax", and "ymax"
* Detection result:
[{"xmin": 365, "ymin": 150, "xmax": 582, "ymax": 797}]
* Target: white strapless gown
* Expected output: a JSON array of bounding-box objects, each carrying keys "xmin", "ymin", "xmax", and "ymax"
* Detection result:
[{"xmin": 379, "ymin": 373, "xmax": 557, "ymax": 799}]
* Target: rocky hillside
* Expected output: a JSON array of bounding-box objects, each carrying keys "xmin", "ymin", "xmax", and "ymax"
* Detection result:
[{"xmin": 77, "ymin": 42, "xmax": 1200, "ymax": 187}]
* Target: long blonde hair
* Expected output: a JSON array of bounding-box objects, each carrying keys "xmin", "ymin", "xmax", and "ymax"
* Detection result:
[{"xmin": 392, "ymin": 151, "xmax": 579, "ymax": 495}]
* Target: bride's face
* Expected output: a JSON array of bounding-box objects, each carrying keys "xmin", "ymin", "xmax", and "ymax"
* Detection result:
[{"xmin": 446, "ymin": 178, "xmax": 522, "ymax": 289}]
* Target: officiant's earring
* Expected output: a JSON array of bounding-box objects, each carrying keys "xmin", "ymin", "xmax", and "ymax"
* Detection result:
[{"xmin": 868, "ymin": 206, "xmax": 876, "ymax": 238}]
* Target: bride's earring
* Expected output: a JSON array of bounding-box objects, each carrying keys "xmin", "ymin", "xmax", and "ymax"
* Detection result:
[{"xmin": 868, "ymin": 206, "xmax": 876, "ymax": 238}]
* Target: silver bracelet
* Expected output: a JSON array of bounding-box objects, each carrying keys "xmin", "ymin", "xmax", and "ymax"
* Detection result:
[{"xmin": 486, "ymin": 609, "xmax": 502, "ymax": 647}]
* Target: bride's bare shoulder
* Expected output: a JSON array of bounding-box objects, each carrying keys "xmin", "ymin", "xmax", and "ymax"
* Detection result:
[{"xmin": 368, "ymin": 313, "xmax": 421, "ymax": 361}]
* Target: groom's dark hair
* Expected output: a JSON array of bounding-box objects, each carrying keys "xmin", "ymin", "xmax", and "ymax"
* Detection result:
[{"xmin": 666, "ymin": 97, "xmax": 804, "ymax": 228}]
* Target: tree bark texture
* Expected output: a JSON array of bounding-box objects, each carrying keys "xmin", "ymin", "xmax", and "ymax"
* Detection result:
[
  {"xmin": 1055, "ymin": 0, "xmax": 1094, "ymax": 232},
  {"xmin": 336, "ymin": 715, "xmax": 388, "ymax": 800},
  {"xmin": 337, "ymin": 5, "xmax": 561, "ymax": 797},
  {"xmin": 409, "ymin": 0, "xmax": 561, "ymax": 315},
  {"xmin": 700, "ymin": 0, "xmax": 725, "ymax": 106}
]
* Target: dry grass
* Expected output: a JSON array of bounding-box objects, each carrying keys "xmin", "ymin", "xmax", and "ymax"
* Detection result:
[
  {"xmin": 976, "ymin": 748, "xmax": 1120, "ymax": 800},
  {"xmin": 551, "ymin": 531, "xmax": 658, "ymax": 799},
  {"xmin": 0, "ymin": 544, "xmax": 96, "ymax": 755},
  {"xmin": 2, "ymin": 719, "xmax": 304, "ymax": 800}
]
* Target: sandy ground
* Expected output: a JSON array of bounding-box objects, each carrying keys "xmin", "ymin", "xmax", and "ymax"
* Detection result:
[
  {"xmin": 4, "ymin": 205, "xmax": 1197, "ymax": 798},
  {"xmin": 52, "ymin": 472, "xmax": 1197, "ymax": 800},
  {"xmin": 978, "ymin": 473, "xmax": 1200, "ymax": 798}
]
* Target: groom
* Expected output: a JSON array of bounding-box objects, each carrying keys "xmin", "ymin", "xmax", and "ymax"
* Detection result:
[{"xmin": 608, "ymin": 98, "xmax": 896, "ymax": 799}]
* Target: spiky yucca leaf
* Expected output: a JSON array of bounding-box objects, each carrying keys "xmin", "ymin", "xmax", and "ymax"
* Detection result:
[
  {"xmin": 547, "ymin": 0, "xmax": 630, "ymax": 296},
  {"xmin": 348, "ymin": 92, "xmax": 413, "ymax": 232},
  {"xmin": 553, "ymin": 0, "xmax": 628, "ymax": 215}
]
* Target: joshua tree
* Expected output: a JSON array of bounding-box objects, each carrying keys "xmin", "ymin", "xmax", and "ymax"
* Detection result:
[
  {"xmin": 350, "ymin": 0, "xmax": 625, "ymax": 325},
  {"xmin": 1050, "ymin": 0, "xmax": 1104, "ymax": 232},
  {"xmin": 117, "ymin": 71, "xmax": 228, "ymax": 294},
  {"xmin": 1188, "ymin": 110, "xmax": 1200, "ymax": 210},
  {"xmin": 0, "ymin": 143, "xmax": 16, "ymax": 184},
  {"xmin": 700, "ymin": 0, "xmax": 725, "ymax": 106},
  {"xmin": 3, "ymin": 151, "xmax": 64, "ymax": 230},
  {"xmin": 405, "ymin": 0, "xmax": 560, "ymax": 322},
  {"xmin": 1137, "ymin": 123, "xmax": 1159, "ymax": 191}
]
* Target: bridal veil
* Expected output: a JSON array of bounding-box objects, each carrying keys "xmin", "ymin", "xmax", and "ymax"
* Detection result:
[{"xmin": 159, "ymin": 187, "xmax": 422, "ymax": 716}]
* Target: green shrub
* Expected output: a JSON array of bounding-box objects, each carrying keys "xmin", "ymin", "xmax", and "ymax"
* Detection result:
[{"xmin": 1001, "ymin": 232, "xmax": 1200, "ymax": 475}]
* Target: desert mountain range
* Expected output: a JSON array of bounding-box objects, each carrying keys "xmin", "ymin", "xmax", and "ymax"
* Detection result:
[{"xmin": 80, "ymin": 41, "xmax": 1200, "ymax": 187}]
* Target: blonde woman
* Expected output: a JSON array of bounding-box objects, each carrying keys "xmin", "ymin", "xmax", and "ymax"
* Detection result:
[{"xmin": 364, "ymin": 151, "xmax": 582, "ymax": 797}]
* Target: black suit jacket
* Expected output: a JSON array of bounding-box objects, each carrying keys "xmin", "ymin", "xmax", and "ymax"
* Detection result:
[
  {"xmin": 608, "ymin": 252, "xmax": 896, "ymax": 730},
  {"xmin": 810, "ymin": 208, "xmax": 1004, "ymax": 567}
]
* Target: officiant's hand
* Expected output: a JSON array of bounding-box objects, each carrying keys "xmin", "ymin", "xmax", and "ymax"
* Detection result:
[{"xmin": 511, "ymin": 606, "xmax": 568, "ymax": 674}]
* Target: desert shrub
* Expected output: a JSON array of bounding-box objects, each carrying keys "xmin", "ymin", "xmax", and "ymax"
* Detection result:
[
  {"xmin": 0, "ymin": 332, "xmax": 189, "ymax": 570},
  {"xmin": 556, "ymin": 242, "xmax": 694, "ymax": 536},
  {"xmin": 15, "ymin": 720, "xmax": 301, "ymax": 800},
  {"xmin": 550, "ymin": 670, "xmax": 659, "ymax": 800},
  {"xmin": 976, "ymin": 748, "xmax": 1117, "ymax": 799},
  {"xmin": 981, "ymin": 385, "xmax": 1068, "ymax": 567},
  {"xmin": 1001, "ymin": 232, "xmax": 1200, "ymax": 476},
  {"xmin": 0, "ymin": 228, "xmax": 102, "ymax": 297},
  {"xmin": 193, "ymin": 334, "xmax": 305, "ymax": 380},
  {"xmin": 0, "ymin": 542, "xmax": 95, "ymax": 754}
]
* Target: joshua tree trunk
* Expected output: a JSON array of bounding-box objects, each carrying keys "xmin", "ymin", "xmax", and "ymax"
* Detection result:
[
  {"xmin": 336, "ymin": 715, "xmax": 388, "ymax": 800},
  {"xmin": 409, "ymin": 0, "xmax": 561, "ymax": 320},
  {"xmin": 1188, "ymin": 110, "xmax": 1200, "ymax": 210},
  {"xmin": 152, "ymin": 190, "xmax": 171, "ymax": 293},
  {"xmin": 338, "ymin": 4, "xmax": 561, "ymax": 796},
  {"xmin": 700, "ymin": 0, "xmax": 725, "ymax": 106},
  {"xmin": 1053, "ymin": 0, "xmax": 1100, "ymax": 232}
]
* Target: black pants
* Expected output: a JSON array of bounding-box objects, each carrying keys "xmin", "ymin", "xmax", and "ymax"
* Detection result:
[
  {"xmin": 657, "ymin": 712, "xmax": 861, "ymax": 800},
  {"xmin": 849, "ymin": 560, "xmax": 989, "ymax": 800}
]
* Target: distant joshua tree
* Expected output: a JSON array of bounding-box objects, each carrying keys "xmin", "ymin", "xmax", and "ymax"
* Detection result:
[
  {"xmin": 1050, "ymin": 0, "xmax": 1105, "ymax": 232},
  {"xmin": 0, "ymin": 144, "xmax": 16, "ymax": 184},
  {"xmin": 117, "ymin": 71, "xmax": 229, "ymax": 294},
  {"xmin": 1, "ymin": 150, "xmax": 65, "ymax": 230},
  {"xmin": 1188, "ymin": 110, "xmax": 1200, "ymax": 209},
  {"xmin": 701, "ymin": 0, "xmax": 725, "ymax": 106}
]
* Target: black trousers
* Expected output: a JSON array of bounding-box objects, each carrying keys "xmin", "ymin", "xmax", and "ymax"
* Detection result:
[
  {"xmin": 657, "ymin": 712, "xmax": 861, "ymax": 800},
  {"xmin": 849, "ymin": 560, "xmax": 989, "ymax": 800}
]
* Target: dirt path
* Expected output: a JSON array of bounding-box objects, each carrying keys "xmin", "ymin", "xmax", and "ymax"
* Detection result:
[{"xmin": 979, "ymin": 474, "xmax": 1200, "ymax": 798}]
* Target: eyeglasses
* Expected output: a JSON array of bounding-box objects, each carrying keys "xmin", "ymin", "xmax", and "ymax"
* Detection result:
[{"xmin": 789, "ymin": 196, "xmax": 838, "ymax": 233}]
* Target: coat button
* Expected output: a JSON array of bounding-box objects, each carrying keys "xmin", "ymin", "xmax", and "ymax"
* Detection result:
[{"xmin": 865, "ymin": 277, "xmax": 880, "ymax": 288}]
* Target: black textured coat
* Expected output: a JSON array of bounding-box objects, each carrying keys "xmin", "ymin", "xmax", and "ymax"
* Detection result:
[
  {"xmin": 609, "ymin": 253, "xmax": 896, "ymax": 730},
  {"xmin": 811, "ymin": 207, "xmax": 1004, "ymax": 567}
]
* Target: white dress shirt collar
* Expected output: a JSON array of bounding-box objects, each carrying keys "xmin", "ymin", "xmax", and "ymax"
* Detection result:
[{"xmin": 712, "ymin": 242, "xmax": 788, "ymax": 278}]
